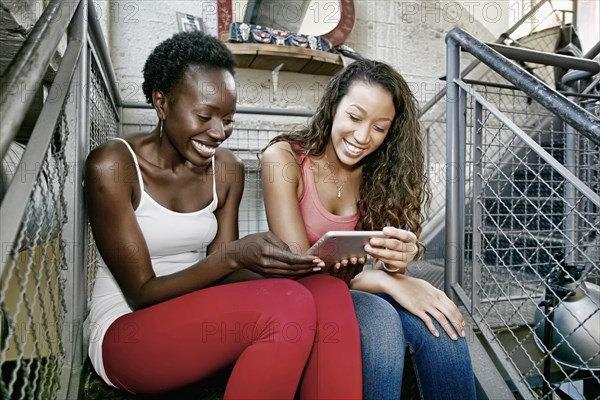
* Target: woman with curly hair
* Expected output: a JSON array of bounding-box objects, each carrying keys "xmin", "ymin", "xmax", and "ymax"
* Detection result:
[
  {"xmin": 261, "ymin": 59, "xmax": 476, "ymax": 399},
  {"xmin": 85, "ymin": 31, "xmax": 362, "ymax": 399}
]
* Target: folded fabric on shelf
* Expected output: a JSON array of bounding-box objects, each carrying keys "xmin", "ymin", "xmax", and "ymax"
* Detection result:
[{"xmin": 228, "ymin": 22, "xmax": 333, "ymax": 53}]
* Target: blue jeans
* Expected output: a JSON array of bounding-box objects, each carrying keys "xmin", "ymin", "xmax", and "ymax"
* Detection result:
[
  {"xmin": 352, "ymin": 291, "xmax": 476, "ymax": 400},
  {"xmin": 351, "ymin": 291, "xmax": 405, "ymax": 399}
]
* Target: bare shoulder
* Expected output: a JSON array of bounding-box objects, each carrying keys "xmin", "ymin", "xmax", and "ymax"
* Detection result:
[
  {"xmin": 213, "ymin": 147, "xmax": 244, "ymax": 191},
  {"xmin": 86, "ymin": 139, "xmax": 128, "ymax": 171},
  {"xmin": 261, "ymin": 141, "xmax": 298, "ymax": 165},
  {"xmin": 84, "ymin": 138, "xmax": 137, "ymax": 188},
  {"xmin": 214, "ymin": 147, "xmax": 244, "ymax": 174},
  {"xmin": 260, "ymin": 141, "xmax": 302, "ymax": 188}
]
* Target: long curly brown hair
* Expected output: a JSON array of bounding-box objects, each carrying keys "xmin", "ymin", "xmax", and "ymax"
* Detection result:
[{"xmin": 264, "ymin": 59, "xmax": 431, "ymax": 254}]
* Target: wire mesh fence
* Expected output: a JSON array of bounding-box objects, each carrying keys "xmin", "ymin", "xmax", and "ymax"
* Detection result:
[
  {"xmin": 227, "ymin": 126, "xmax": 288, "ymax": 237},
  {"xmin": 0, "ymin": 106, "xmax": 70, "ymax": 400},
  {"xmin": 86, "ymin": 54, "xmax": 119, "ymax": 306},
  {"xmin": 458, "ymin": 81, "xmax": 599, "ymax": 399},
  {"xmin": 0, "ymin": 20, "xmax": 121, "ymax": 398}
]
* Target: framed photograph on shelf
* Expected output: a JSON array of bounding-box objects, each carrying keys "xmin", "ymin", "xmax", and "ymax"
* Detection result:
[{"xmin": 176, "ymin": 12, "xmax": 204, "ymax": 33}]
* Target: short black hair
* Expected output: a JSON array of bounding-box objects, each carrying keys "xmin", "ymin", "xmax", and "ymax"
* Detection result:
[{"xmin": 142, "ymin": 31, "xmax": 236, "ymax": 104}]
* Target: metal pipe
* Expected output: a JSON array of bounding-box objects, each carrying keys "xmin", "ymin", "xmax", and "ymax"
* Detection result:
[
  {"xmin": 542, "ymin": 301, "xmax": 556, "ymax": 396},
  {"xmin": 122, "ymin": 100, "xmax": 315, "ymax": 117},
  {"xmin": 561, "ymin": 40, "xmax": 600, "ymax": 85},
  {"xmin": 582, "ymin": 75, "xmax": 600, "ymax": 95},
  {"xmin": 486, "ymin": 43, "xmax": 600, "ymax": 73},
  {"xmin": 446, "ymin": 28, "xmax": 600, "ymax": 146},
  {"xmin": 562, "ymin": 69, "xmax": 593, "ymax": 85},
  {"xmin": 457, "ymin": 78, "xmax": 600, "ymax": 99},
  {"xmin": 582, "ymin": 40, "xmax": 600, "ymax": 59},
  {"xmin": 0, "ymin": 0, "xmax": 79, "ymax": 161},
  {"xmin": 444, "ymin": 36, "xmax": 461, "ymax": 300},
  {"xmin": 87, "ymin": 1, "xmax": 121, "ymax": 115},
  {"xmin": 457, "ymin": 87, "xmax": 466, "ymax": 288},
  {"xmin": 563, "ymin": 87, "xmax": 578, "ymax": 266},
  {"xmin": 120, "ymin": 101, "xmax": 152, "ymax": 109}
]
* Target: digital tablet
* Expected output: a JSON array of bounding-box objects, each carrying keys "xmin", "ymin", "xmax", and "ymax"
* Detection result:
[{"xmin": 304, "ymin": 231, "xmax": 386, "ymax": 265}]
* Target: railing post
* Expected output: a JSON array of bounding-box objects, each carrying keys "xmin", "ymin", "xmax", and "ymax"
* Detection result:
[
  {"xmin": 563, "ymin": 87, "xmax": 578, "ymax": 266},
  {"xmin": 58, "ymin": 1, "xmax": 88, "ymax": 398},
  {"xmin": 471, "ymin": 100, "xmax": 483, "ymax": 313},
  {"xmin": 445, "ymin": 36, "xmax": 462, "ymax": 300}
]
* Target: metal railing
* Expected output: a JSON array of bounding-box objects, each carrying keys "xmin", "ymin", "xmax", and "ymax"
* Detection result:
[
  {"xmin": 1, "ymin": 0, "xmax": 84, "ymax": 398},
  {"xmin": 0, "ymin": 0, "xmax": 120, "ymax": 398},
  {"xmin": 1, "ymin": 0, "xmax": 597, "ymax": 398},
  {"xmin": 445, "ymin": 28, "xmax": 599, "ymax": 399},
  {"xmin": 419, "ymin": 0, "xmax": 581, "ymax": 246}
]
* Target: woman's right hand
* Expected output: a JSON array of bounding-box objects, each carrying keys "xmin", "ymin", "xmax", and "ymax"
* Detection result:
[
  {"xmin": 229, "ymin": 231, "xmax": 324, "ymax": 277},
  {"xmin": 327, "ymin": 256, "xmax": 366, "ymax": 286}
]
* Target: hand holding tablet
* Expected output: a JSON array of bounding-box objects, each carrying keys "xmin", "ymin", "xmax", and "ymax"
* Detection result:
[{"xmin": 304, "ymin": 231, "xmax": 386, "ymax": 267}]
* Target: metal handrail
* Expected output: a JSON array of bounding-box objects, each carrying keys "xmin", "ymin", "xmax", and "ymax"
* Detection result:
[
  {"xmin": 455, "ymin": 78, "xmax": 600, "ymax": 100},
  {"xmin": 121, "ymin": 100, "xmax": 314, "ymax": 117},
  {"xmin": 446, "ymin": 28, "xmax": 600, "ymax": 145},
  {"xmin": 0, "ymin": 0, "xmax": 80, "ymax": 160},
  {"xmin": 445, "ymin": 29, "xmax": 600, "ymax": 400},
  {"xmin": 486, "ymin": 42, "xmax": 600, "ymax": 73}
]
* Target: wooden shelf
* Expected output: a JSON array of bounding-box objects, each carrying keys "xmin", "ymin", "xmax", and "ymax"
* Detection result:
[{"xmin": 225, "ymin": 42, "xmax": 345, "ymax": 76}]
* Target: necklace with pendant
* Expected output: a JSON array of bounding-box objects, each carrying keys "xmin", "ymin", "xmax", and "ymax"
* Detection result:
[
  {"xmin": 334, "ymin": 178, "xmax": 346, "ymax": 198},
  {"xmin": 324, "ymin": 155, "xmax": 348, "ymax": 198}
]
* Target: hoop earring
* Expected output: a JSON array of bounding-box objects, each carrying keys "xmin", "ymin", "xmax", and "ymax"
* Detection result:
[{"xmin": 159, "ymin": 119, "xmax": 163, "ymax": 140}]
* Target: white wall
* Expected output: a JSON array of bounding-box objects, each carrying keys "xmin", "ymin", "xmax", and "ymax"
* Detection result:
[
  {"xmin": 577, "ymin": 0, "xmax": 600, "ymax": 53},
  {"xmin": 344, "ymin": 1, "xmax": 497, "ymax": 106},
  {"xmin": 102, "ymin": 0, "xmax": 505, "ymax": 123}
]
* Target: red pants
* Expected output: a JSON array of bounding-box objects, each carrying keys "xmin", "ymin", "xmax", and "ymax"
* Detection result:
[{"xmin": 102, "ymin": 275, "xmax": 362, "ymax": 399}]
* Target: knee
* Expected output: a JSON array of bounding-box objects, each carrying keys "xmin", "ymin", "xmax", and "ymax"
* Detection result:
[
  {"xmin": 301, "ymin": 274, "xmax": 349, "ymax": 294},
  {"xmin": 352, "ymin": 291, "xmax": 404, "ymax": 342},
  {"xmin": 400, "ymin": 312, "xmax": 470, "ymax": 357},
  {"xmin": 261, "ymin": 279, "xmax": 317, "ymax": 322},
  {"xmin": 431, "ymin": 329, "xmax": 471, "ymax": 357}
]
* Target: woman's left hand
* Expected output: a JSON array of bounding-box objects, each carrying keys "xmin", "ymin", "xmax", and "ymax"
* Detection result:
[
  {"xmin": 383, "ymin": 273, "xmax": 466, "ymax": 340},
  {"xmin": 365, "ymin": 227, "xmax": 419, "ymax": 274}
]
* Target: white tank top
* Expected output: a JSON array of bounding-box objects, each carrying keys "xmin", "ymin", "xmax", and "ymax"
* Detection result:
[{"xmin": 87, "ymin": 138, "xmax": 219, "ymax": 386}]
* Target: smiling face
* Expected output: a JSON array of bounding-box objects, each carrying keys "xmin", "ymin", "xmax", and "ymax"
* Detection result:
[
  {"xmin": 329, "ymin": 81, "xmax": 395, "ymax": 168},
  {"xmin": 159, "ymin": 66, "xmax": 237, "ymax": 167}
]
